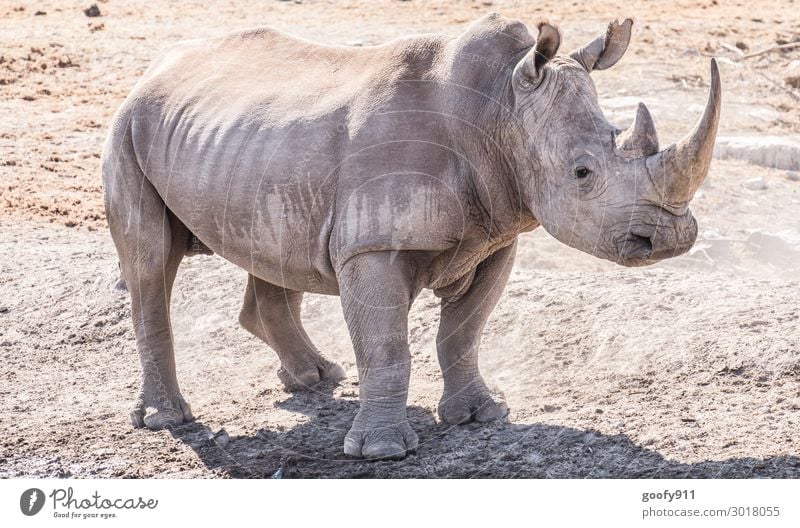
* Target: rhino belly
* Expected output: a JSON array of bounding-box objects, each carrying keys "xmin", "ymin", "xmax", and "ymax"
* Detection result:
[
  {"xmin": 174, "ymin": 177, "xmax": 338, "ymax": 294},
  {"xmin": 137, "ymin": 118, "xmax": 341, "ymax": 294}
]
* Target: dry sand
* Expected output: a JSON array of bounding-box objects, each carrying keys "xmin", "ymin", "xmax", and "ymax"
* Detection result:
[{"xmin": 1, "ymin": 0, "xmax": 799, "ymax": 478}]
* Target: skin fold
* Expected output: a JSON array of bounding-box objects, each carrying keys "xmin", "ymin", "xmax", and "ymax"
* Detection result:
[{"xmin": 102, "ymin": 13, "xmax": 720, "ymax": 459}]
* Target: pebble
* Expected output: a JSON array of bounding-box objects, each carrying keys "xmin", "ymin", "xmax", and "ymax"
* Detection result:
[
  {"xmin": 84, "ymin": 4, "xmax": 101, "ymax": 17},
  {"xmin": 743, "ymin": 177, "xmax": 768, "ymax": 190},
  {"xmin": 0, "ymin": 306, "xmax": 8, "ymax": 313},
  {"xmin": 207, "ymin": 428, "xmax": 230, "ymax": 448}
]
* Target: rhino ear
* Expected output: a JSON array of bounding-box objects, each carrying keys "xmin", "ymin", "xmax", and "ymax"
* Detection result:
[
  {"xmin": 513, "ymin": 22, "xmax": 561, "ymax": 89},
  {"xmin": 570, "ymin": 19, "xmax": 633, "ymax": 72}
]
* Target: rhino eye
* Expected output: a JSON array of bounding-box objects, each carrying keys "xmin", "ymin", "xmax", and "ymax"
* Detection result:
[{"xmin": 574, "ymin": 166, "xmax": 591, "ymax": 179}]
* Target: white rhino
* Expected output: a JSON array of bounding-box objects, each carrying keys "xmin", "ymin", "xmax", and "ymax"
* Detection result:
[{"xmin": 102, "ymin": 13, "xmax": 720, "ymax": 459}]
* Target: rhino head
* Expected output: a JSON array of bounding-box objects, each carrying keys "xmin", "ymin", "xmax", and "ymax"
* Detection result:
[{"xmin": 508, "ymin": 19, "xmax": 721, "ymax": 266}]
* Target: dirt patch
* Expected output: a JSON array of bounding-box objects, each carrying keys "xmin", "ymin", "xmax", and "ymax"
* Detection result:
[{"xmin": 1, "ymin": 216, "xmax": 798, "ymax": 478}]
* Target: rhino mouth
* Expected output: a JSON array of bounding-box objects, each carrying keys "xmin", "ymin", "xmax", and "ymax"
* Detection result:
[
  {"xmin": 616, "ymin": 217, "xmax": 697, "ymax": 267},
  {"xmin": 616, "ymin": 233, "xmax": 654, "ymax": 266}
]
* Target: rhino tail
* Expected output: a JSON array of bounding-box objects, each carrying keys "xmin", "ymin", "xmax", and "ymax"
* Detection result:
[{"xmin": 114, "ymin": 261, "xmax": 128, "ymax": 292}]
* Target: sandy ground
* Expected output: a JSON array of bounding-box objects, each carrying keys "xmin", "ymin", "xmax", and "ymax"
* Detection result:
[{"xmin": 1, "ymin": 0, "xmax": 799, "ymax": 478}]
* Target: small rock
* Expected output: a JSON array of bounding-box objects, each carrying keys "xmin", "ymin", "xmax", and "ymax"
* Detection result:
[
  {"xmin": 346, "ymin": 40, "xmax": 363, "ymax": 47},
  {"xmin": 83, "ymin": 4, "xmax": 101, "ymax": 17},
  {"xmin": 34, "ymin": 10, "xmax": 46, "ymax": 16},
  {"xmin": 271, "ymin": 467, "xmax": 283, "ymax": 479},
  {"xmin": 743, "ymin": 177, "xmax": 768, "ymax": 190},
  {"xmin": 216, "ymin": 433, "xmax": 231, "ymax": 447},
  {"xmin": 786, "ymin": 75, "xmax": 800, "ymax": 90},
  {"xmin": 786, "ymin": 171, "xmax": 800, "ymax": 182},
  {"xmin": 714, "ymin": 56, "xmax": 739, "ymax": 67},
  {"xmin": 207, "ymin": 428, "xmax": 230, "ymax": 448},
  {"xmin": 734, "ymin": 41, "xmax": 748, "ymax": 51},
  {"xmin": 0, "ymin": 341, "xmax": 12, "ymax": 347},
  {"xmin": 0, "ymin": 306, "xmax": 8, "ymax": 313}
]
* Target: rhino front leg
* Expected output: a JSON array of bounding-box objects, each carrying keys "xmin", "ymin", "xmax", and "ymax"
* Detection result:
[
  {"xmin": 239, "ymin": 274, "xmax": 345, "ymax": 390},
  {"xmin": 436, "ymin": 240, "xmax": 516, "ymax": 425},
  {"xmin": 338, "ymin": 252, "xmax": 419, "ymax": 459}
]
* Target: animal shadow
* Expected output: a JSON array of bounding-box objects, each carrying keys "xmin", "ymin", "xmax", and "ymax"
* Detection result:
[{"xmin": 169, "ymin": 385, "xmax": 800, "ymax": 478}]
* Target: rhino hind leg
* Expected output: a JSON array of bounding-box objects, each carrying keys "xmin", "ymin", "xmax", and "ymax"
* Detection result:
[
  {"xmin": 104, "ymin": 138, "xmax": 194, "ymax": 430},
  {"xmin": 238, "ymin": 274, "xmax": 346, "ymax": 391}
]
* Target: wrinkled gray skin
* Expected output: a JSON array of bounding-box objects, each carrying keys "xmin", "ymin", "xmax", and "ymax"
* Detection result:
[{"xmin": 103, "ymin": 13, "xmax": 721, "ymax": 459}]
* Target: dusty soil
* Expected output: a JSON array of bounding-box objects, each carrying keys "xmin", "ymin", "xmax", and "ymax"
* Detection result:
[{"xmin": 1, "ymin": 0, "xmax": 799, "ymax": 478}]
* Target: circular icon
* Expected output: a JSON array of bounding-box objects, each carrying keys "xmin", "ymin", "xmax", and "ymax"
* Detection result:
[{"xmin": 20, "ymin": 488, "xmax": 45, "ymax": 516}]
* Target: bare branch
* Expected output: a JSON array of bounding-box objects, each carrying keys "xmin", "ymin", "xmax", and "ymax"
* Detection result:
[{"xmin": 740, "ymin": 42, "xmax": 800, "ymax": 60}]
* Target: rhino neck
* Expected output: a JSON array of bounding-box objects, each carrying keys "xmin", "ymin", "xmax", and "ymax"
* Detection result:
[
  {"xmin": 439, "ymin": 37, "xmax": 539, "ymax": 238},
  {"xmin": 444, "ymin": 93, "xmax": 536, "ymax": 238}
]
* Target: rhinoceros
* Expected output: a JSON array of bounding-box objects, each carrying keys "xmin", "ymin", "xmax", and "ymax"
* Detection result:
[{"xmin": 102, "ymin": 13, "xmax": 720, "ymax": 459}]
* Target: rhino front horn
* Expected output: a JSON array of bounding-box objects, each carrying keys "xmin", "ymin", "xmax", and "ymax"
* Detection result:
[{"xmin": 645, "ymin": 59, "xmax": 721, "ymax": 205}]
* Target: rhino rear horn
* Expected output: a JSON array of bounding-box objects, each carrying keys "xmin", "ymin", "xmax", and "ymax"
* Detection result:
[
  {"xmin": 513, "ymin": 22, "xmax": 561, "ymax": 89},
  {"xmin": 570, "ymin": 19, "xmax": 633, "ymax": 72},
  {"xmin": 616, "ymin": 102, "xmax": 659, "ymax": 158}
]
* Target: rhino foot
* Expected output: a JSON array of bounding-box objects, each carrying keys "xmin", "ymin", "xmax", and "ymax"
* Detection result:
[
  {"xmin": 277, "ymin": 358, "xmax": 346, "ymax": 392},
  {"xmin": 131, "ymin": 393, "xmax": 194, "ymax": 430},
  {"xmin": 343, "ymin": 415, "xmax": 418, "ymax": 460},
  {"xmin": 438, "ymin": 386, "xmax": 508, "ymax": 425}
]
